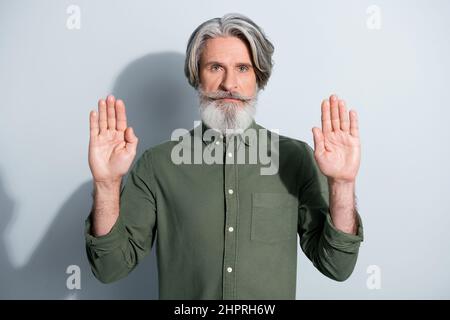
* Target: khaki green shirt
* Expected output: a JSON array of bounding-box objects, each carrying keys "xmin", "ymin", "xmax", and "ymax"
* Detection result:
[{"xmin": 85, "ymin": 120, "xmax": 364, "ymax": 300}]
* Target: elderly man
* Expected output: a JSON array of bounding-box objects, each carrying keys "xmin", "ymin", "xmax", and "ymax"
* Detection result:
[{"xmin": 85, "ymin": 13, "xmax": 364, "ymax": 299}]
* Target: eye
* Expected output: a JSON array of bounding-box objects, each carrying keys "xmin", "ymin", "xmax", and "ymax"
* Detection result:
[
  {"xmin": 210, "ymin": 64, "xmax": 221, "ymax": 72},
  {"xmin": 238, "ymin": 65, "xmax": 250, "ymax": 72}
]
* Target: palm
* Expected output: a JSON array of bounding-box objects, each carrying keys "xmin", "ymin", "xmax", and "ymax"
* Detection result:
[
  {"xmin": 88, "ymin": 96, "xmax": 138, "ymax": 182},
  {"xmin": 312, "ymin": 95, "xmax": 361, "ymax": 183}
]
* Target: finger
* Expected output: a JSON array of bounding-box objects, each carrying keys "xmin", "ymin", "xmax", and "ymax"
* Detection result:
[
  {"xmin": 330, "ymin": 94, "xmax": 340, "ymax": 132},
  {"xmin": 98, "ymin": 99, "xmax": 107, "ymax": 132},
  {"xmin": 115, "ymin": 99, "xmax": 127, "ymax": 131},
  {"xmin": 106, "ymin": 95, "xmax": 116, "ymax": 130},
  {"xmin": 349, "ymin": 110, "xmax": 359, "ymax": 137},
  {"xmin": 339, "ymin": 100, "xmax": 350, "ymax": 133},
  {"xmin": 321, "ymin": 99, "xmax": 332, "ymax": 134},
  {"xmin": 89, "ymin": 110, "xmax": 99, "ymax": 137},
  {"xmin": 312, "ymin": 127, "xmax": 325, "ymax": 155}
]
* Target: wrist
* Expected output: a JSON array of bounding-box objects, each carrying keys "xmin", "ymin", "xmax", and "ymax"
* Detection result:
[
  {"xmin": 327, "ymin": 178, "xmax": 355, "ymax": 188},
  {"xmin": 93, "ymin": 178, "xmax": 122, "ymax": 191}
]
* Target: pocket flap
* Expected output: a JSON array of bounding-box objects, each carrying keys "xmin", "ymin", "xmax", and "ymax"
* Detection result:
[{"xmin": 252, "ymin": 193, "xmax": 298, "ymax": 209}]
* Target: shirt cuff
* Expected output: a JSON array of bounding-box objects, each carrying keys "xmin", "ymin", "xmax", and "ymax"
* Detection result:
[
  {"xmin": 323, "ymin": 211, "xmax": 364, "ymax": 253},
  {"xmin": 85, "ymin": 213, "xmax": 127, "ymax": 258}
]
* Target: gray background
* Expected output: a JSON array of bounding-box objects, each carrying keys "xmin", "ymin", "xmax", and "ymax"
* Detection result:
[{"xmin": 1, "ymin": 0, "xmax": 449, "ymax": 299}]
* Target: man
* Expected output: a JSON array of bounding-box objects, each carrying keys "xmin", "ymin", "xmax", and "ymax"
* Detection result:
[{"xmin": 85, "ymin": 13, "xmax": 364, "ymax": 299}]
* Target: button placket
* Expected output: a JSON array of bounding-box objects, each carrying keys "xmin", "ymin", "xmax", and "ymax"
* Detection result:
[{"xmin": 222, "ymin": 135, "xmax": 238, "ymax": 300}]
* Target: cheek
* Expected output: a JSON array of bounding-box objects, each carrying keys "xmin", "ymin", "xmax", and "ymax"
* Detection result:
[
  {"xmin": 241, "ymin": 74, "xmax": 257, "ymax": 94},
  {"xmin": 200, "ymin": 71, "xmax": 220, "ymax": 91}
]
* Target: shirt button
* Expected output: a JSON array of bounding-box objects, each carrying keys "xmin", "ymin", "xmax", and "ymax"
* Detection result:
[
  {"xmin": 228, "ymin": 152, "xmax": 233, "ymax": 157},
  {"xmin": 228, "ymin": 189, "xmax": 234, "ymax": 195},
  {"xmin": 227, "ymin": 267, "xmax": 233, "ymax": 273},
  {"xmin": 228, "ymin": 226, "xmax": 234, "ymax": 232}
]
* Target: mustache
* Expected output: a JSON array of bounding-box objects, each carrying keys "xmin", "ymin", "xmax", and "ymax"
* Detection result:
[{"xmin": 199, "ymin": 89, "xmax": 255, "ymax": 102}]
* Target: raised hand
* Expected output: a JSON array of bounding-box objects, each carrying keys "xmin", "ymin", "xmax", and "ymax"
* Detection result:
[
  {"xmin": 88, "ymin": 95, "xmax": 139, "ymax": 183},
  {"xmin": 312, "ymin": 94, "xmax": 361, "ymax": 183}
]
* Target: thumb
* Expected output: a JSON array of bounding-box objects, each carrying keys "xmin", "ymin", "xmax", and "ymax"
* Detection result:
[
  {"xmin": 125, "ymin": 127, "xmax": 138, "ymax": 151},
  {"xmin": 312, "ymin": 127, "xmax": 325, "ymax": 154}
]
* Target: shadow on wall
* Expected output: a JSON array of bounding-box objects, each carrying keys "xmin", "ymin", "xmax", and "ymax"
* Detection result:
[
  {"xmin": 0, "ymin": 172, "xmax": 16, "ymax": 297},
  {"xmin": 0, "ymin": 52, "xmax": 199, "ymax": 299}
]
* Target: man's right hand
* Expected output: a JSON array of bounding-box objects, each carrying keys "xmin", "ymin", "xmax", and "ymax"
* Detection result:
[{"xmin": 88, "ymin": 95, "xmax": 139, "ymax": 184}]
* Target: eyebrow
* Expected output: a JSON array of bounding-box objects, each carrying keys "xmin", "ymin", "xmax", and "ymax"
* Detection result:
[{"xmin": 203, "ymin": 61, "xmax": 253, "ymax": 67}]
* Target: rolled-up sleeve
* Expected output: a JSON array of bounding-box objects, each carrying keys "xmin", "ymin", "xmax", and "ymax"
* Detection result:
[
  {"xmin": 297, "ymin": 143, "xmax": 364, "ymax": 282},
  {"xmin": 85, "ymin": 150, "xmax": 157, "ymax": 284}
]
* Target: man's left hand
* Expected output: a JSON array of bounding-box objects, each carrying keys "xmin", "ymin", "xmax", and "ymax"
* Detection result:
[{"xmin": 312, "ymin": 94, "xmax": 361, "ymax": 184}]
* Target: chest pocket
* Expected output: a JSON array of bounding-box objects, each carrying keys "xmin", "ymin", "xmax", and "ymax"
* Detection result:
[{"xmin": 251, "ymin": 193, "xmax": 298, "ymax": 243}]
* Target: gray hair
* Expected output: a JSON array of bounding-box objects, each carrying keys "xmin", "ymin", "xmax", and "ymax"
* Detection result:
[{"xmin": 184, "ymin": 13, "xmax": 275, "ymax": 90}]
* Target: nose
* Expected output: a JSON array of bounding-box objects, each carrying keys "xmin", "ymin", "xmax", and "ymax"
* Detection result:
[{"xmin": 219, "ymin": 70, "xmax": 238, "ymax": 92}]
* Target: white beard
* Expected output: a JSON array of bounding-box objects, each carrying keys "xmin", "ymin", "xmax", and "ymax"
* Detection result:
[{"xmin": 199, "ymin": 94, "xmax": 257, "ymax": 135}]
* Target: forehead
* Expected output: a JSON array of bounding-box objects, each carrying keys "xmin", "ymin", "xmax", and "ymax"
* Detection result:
[{"xmin": 200, "ymin": 36, "xmax": 253, "ymax": 64}]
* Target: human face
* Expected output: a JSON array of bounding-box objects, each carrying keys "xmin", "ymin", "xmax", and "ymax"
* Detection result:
[
  {"xmin": 197, "ymin": 36, "xmax": 259, "ymax": 134},
  {"xmin": 199, "ymin": 36, "xmax": 258, "ymax": 103}
]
